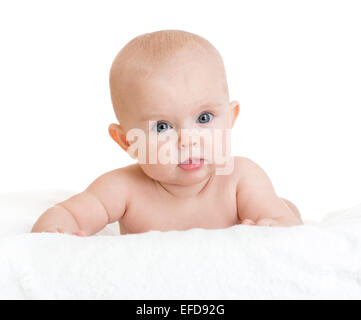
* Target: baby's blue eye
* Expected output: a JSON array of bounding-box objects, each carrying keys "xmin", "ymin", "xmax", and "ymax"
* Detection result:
[
  {"xmin": 197, "ymin": 112, "xmax": 213, "ymax": 124},
  {"xmin": 156, "ymin": 121, "xmax": 172, "ymax": 133}
]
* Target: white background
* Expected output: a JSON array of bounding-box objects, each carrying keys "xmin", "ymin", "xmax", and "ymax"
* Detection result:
[{"xmin": 0, "ymin": 0, "xmax": 360, "ymax": 221}]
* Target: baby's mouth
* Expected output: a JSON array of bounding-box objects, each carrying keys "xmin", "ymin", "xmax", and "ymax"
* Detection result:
[
  {"xmin": 180, "ymin": 158, "xmax": 202, "ymax": 164},
  {"xmin": 178, "ymin": 158, "xmax": 204, "ymax": 171}
]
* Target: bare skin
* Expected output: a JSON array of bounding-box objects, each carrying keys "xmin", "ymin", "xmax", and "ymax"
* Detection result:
[{"xmin": 31, "ymin": 45, "xmax": 303, "ymax": 236}]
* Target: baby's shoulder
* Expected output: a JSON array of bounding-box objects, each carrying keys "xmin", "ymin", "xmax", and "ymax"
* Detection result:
[
  {"xmin": 89, "ymin": 163, "xmax": 146, "ymax": 190},
  {"xmin": 231, "ymin": 156, "xmax": 263, "ymax": 183},
  {"xmin": 215, "ymin": 156, "xmax": 250, "ymax": 184},
  {"xmin": 232, "ymin": 156, "xmax": 272, "ymax": 189},
  {"xmin": 232, "ymin": 156, "xmax": 255, "ymax": 175}
]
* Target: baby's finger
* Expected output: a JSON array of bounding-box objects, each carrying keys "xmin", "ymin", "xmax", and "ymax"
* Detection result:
[
  {"xmin": 43, "ymin": 228, "xmax": 65, "ymax": 234},
  {"xmin": 241, "ymin": 219, "xmax": 256, "ymax": 225},
  {"xmin": 256, "ymin": 218, "xmax": 278, "ymax": 226},
  {"xmin": 72, "ymin": 230, "xmax": 87, "ymax": 237}
]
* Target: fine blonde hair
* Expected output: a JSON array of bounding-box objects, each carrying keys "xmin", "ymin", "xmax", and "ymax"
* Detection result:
[{"xmin": 109, "ymin": 29, "xmax": 228, "ymax": 123}]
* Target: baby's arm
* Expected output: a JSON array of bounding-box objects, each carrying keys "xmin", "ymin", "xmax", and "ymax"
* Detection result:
[
  {"xmin": 236, "ymin": 158, "xmax": 303, "ymax": 227},
  {"xmin": 31, "ymin": 169, "xmax": 129, "ymax": 236}
]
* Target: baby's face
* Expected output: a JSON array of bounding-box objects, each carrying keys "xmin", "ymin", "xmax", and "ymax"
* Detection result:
[{"xmin": 115, "ymin": 50, "xmax": 238, "ymax": 185}]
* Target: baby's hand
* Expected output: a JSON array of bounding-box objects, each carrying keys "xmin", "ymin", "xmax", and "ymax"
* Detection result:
[
  {"xmin": 241, "ymin": 219, "xmax": 256, "ymax": 226},
  {"xmin": 71, "ymin": 230, "xmax": 88, "ymax": 237},
  {"xmin": 241, "ymin": 218, "xmax": 279, "ymax": 227},
  {"xmin": 254, "ymin": 218, "xmax": 279, "ymax": 226},
  {"xmin": 42, "ymin": 228, "xmax": 87, "ymax": 237}
]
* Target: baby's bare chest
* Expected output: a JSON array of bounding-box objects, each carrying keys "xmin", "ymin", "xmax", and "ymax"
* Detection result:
[{"xmin": 119, "ymin": 185, "xmax": 240, "ymax": 234}]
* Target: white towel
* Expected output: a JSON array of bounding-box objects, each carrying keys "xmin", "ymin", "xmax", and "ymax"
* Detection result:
[{"xmin": 0, "ymin": 190, "xmax": 360, "ymax": 299}]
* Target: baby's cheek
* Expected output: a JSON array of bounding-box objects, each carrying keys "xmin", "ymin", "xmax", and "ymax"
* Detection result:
[
  {"xmin": 158, "ymin": 139, "xmax": 179, "ymax": 164},
  {"xmin": 147, "ymin": 138, "xmax": 158, "ymax": 163},
  {"xmin": 211, "ymin": 129, "xmax": 232, "ymax": 162},
  {"xmin": 144, "ymin": 132, "xmax": 179, "ymax": 165}
]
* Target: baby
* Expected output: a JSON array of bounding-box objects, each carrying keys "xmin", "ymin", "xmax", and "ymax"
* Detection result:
[{"xmin": 31, "ymin": 30, "xmax": 303, "ymax": 236}]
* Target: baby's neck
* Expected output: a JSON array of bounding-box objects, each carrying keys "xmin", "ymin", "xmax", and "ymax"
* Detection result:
[{"xmin": 156, "ymin": 174, "xmax": 214, "ymax": 198}]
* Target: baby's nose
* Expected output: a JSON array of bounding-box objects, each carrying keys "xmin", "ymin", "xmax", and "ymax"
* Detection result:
[{"xmin": 178, "ymin": 130, "xmax": 200, "ymax": 149}]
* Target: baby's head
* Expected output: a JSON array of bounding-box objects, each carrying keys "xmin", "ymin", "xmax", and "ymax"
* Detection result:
[{"xmin": 109, "ymin": 30, "xmax": 239, "ymax": 185}]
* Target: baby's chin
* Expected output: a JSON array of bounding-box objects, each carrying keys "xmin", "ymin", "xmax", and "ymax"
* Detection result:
[{"xmin": 139, "ymin": 161, "xmax": 216, "ymax": 186}]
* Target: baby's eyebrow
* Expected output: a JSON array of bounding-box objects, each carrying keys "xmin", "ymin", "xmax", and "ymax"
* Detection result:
[
  {"xmin": 140, "ymin": 102, "xmax": 223, "ymax": 121},
  {"xmin": 140, "ymin": 112, "xmax": 168, "ymax": 121},
  {"xmin": 196, "ymin": 102, "xmax": 223, "ymax": 111}
]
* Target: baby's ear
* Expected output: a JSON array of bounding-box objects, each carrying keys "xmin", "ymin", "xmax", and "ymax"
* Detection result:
[
  {"xmin": 108, "ymin": 123, "xmax": 129, "ymax": 151},
  {"xmin": 230, "ymin": 100, "xmax": 240, "ymax": 127}
]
